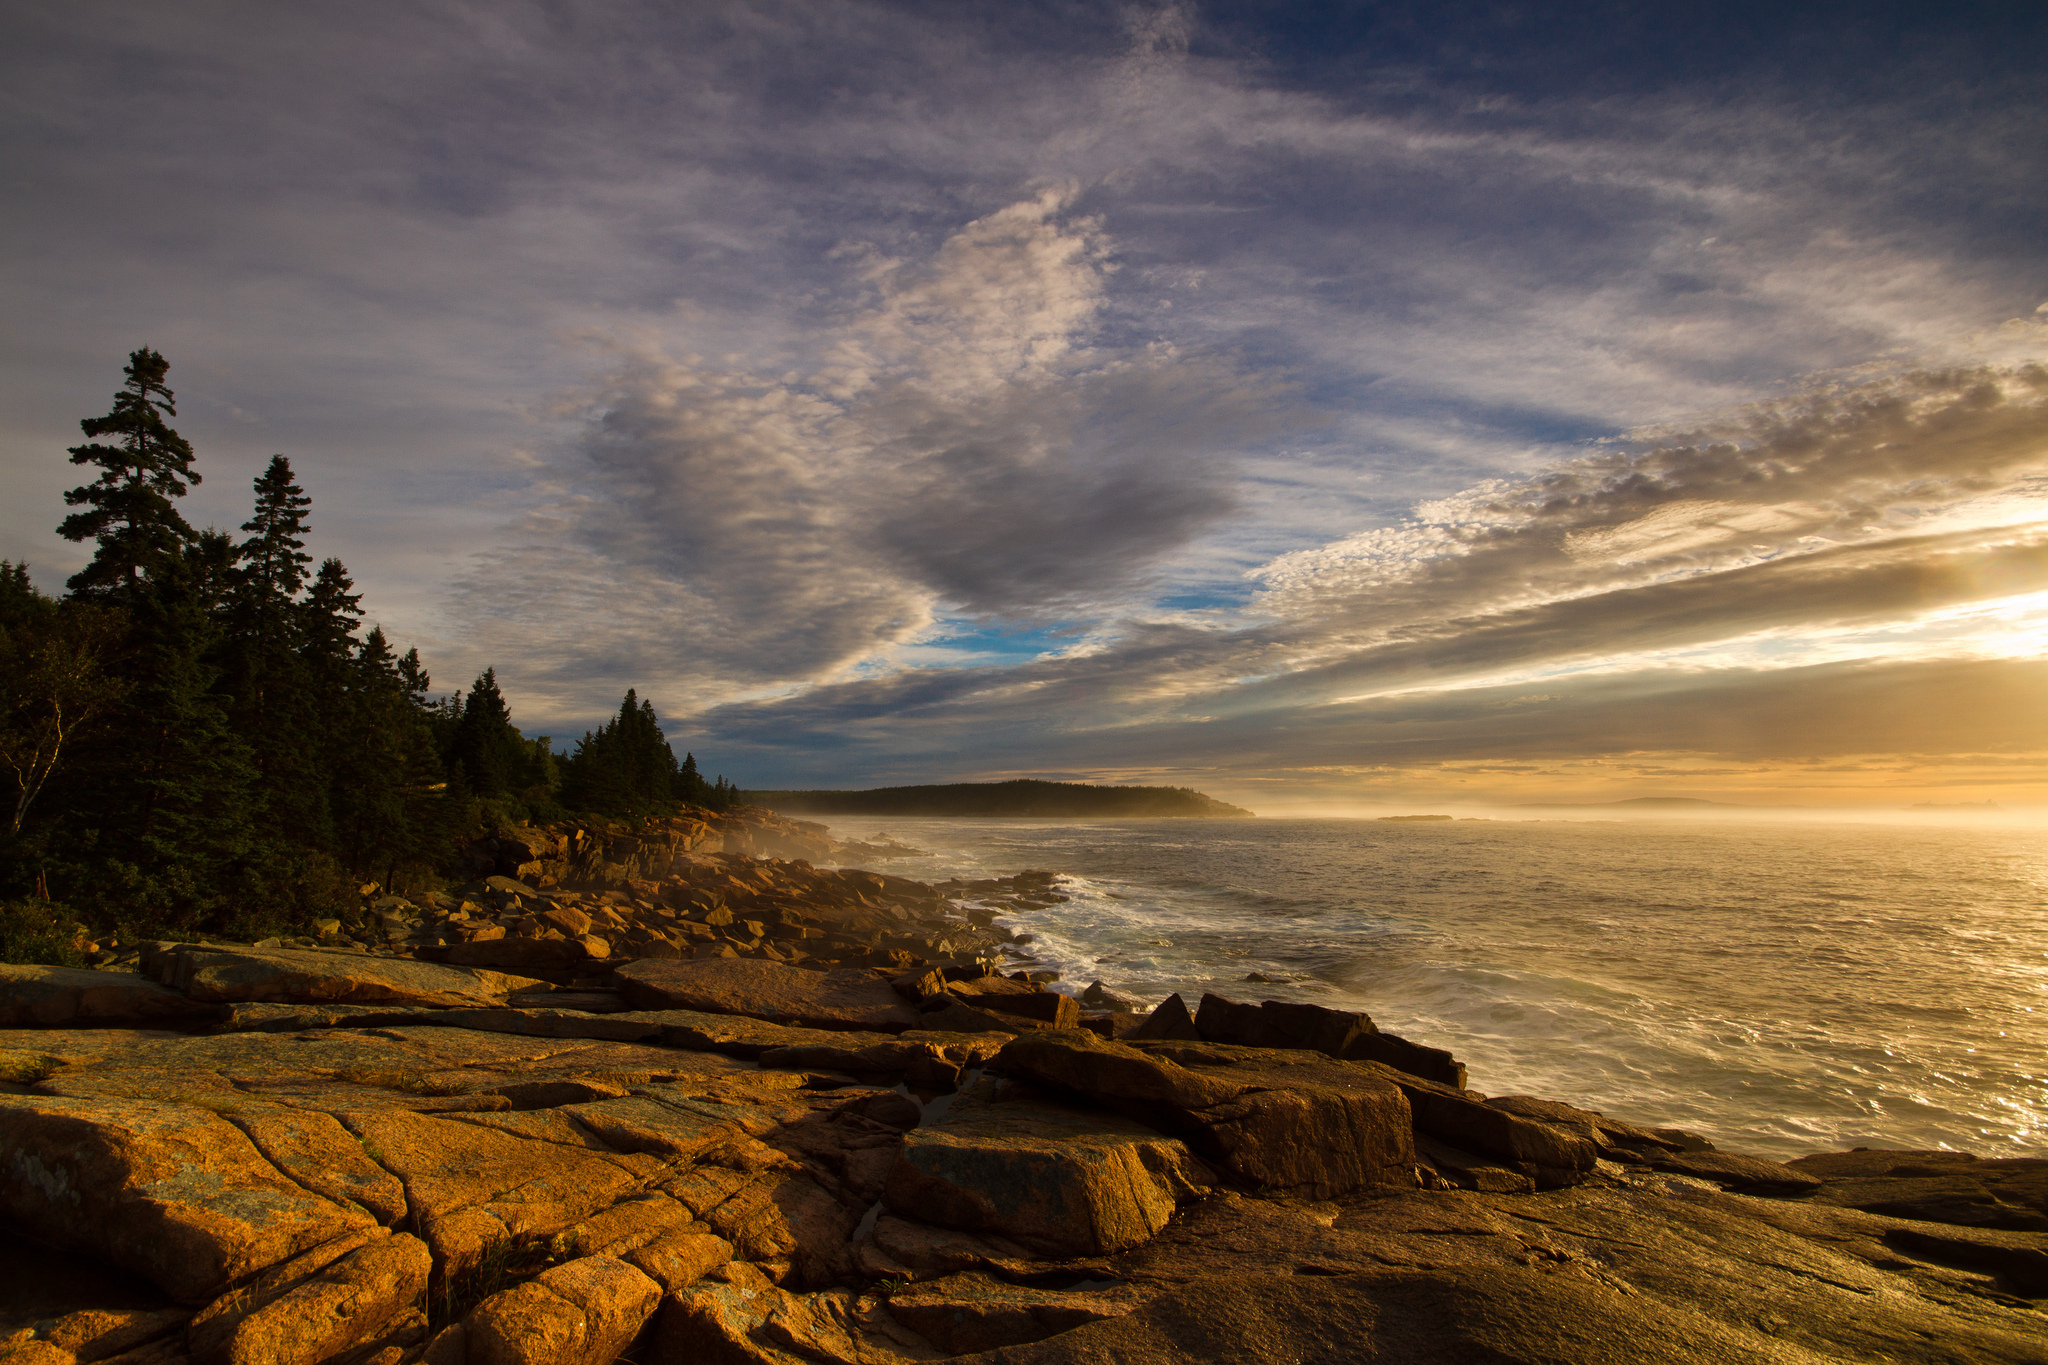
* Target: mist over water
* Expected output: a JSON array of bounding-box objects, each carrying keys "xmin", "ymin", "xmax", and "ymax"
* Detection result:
[{"xmin": 821, "ymin": 816, "xmax": 2048, "ymax": 1160}]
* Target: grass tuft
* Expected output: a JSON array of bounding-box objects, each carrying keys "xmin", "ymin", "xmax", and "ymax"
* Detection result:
[
  {"xmin": 0, "ymin": 1054, "xmax": 62, "ymax": 1085},
  {"xmin": 428, "ymin": 1230, "xmax": 585, "ymax": 1333}
]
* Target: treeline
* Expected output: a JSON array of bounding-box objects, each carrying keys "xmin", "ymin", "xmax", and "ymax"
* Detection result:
[
  {"xmin": 0, "ymin": 349, "xmax": 738, "ymax": 957},
  {"xmin": 745, "ymin": 779, "xmax": 1255, "ymax": 819}
]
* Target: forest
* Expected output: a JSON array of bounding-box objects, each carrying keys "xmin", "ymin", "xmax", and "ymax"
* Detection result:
[{"xmin": 0, "ymin": 349, "xmax": 739, "ymax": 961}]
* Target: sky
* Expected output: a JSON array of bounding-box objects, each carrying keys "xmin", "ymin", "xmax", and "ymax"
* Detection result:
[{"xmin": 3, "ymin": 1, "xmax": 2046, "ymax": 810}]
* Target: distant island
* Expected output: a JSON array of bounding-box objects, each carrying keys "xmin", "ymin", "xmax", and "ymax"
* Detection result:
[
  {"xmin": 1512, "ymin": 797, "xmax": 1746, "ymax": 810},
  {"xmin": 743, "ymin": 779, "xmax": 1255, "ymax": 818}
]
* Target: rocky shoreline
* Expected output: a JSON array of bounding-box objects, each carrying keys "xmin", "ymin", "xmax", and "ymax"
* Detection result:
[{"xmin": 3, "ymin": 822, "xmax": 2045, "ymax": 1364}]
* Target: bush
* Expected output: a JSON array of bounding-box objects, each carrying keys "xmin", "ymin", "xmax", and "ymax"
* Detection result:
[{"xmin": 0, "ymin": 899, "xmax": 87, "ymax": 966}]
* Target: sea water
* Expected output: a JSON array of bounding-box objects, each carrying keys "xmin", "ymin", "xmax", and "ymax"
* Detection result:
[{"xmin": 817, "ymin": 815, "xmax": 2048, "ymax": 1159}]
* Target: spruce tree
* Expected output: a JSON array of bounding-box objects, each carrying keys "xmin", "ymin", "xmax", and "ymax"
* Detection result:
[
  {"xmin": 451, "ymin": 668, "xmax": 533, "ymax": 798},
  {"xmin": 58, "ymin": 349, "xmax": 201, "ymax": 602}
]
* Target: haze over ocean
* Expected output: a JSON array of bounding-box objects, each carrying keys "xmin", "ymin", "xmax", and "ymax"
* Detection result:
[{"xmin": 817, "ymin": 814, "xmax": 2048, "ymax": 1159}]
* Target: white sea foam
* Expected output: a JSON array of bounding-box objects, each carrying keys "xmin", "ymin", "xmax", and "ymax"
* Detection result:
[{"xmin": 828, "ymin": 815, "xmax": 2048, "ymax": 1158}]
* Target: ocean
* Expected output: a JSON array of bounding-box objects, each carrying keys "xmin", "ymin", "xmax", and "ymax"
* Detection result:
[{"xmin": 816, "ymin": 814, "xmax": 2048, "ymax": 1160}]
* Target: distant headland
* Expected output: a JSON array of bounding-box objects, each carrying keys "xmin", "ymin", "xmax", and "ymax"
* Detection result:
[{"xmin": 743, "ymin": 779, "xmax": 1255, "ymax": 818}]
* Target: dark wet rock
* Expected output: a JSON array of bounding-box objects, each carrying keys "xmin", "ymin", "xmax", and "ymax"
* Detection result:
[
  {"xmin": 1190, "ymin": 994, "xmax": 1467, "ymax": 1089},
  {"xmin": 883, "ymin": 1079, "xmax": 1211, "ymax": 1259},
  {"xmin": 0, "ymin": 1094, "xmax": 375, "ymax": 1304},
  {"xmin": 1124, "ymin": 994, "xmax": 1197, "ymax": 1042},
  {"xmin": 1341, "ymin": 1032, "xmax": 1466, "ymax": 1090},
  {"xmin": 1193, "ymin": 994, "xmax": 1364, "ymax": 1056},
  {"xmin": 1079, "ymin": 981, "xmax": 1142, "ymax": 1014},
  {"xmin": 0, "ymin": 965, "xmax": 223, "ymax": 1030},
  {"xmin": 613, "ymin": 959, "xmax": 922, "ymax": 1034}
]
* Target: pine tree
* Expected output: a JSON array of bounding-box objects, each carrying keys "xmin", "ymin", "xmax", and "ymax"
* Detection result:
[
  {"xmin": 451, "ymin": 668, "xmax": 533, "ymax": 797},
  {"xmin": 58, "ymin": 349, "xmax": 201, "ymax": 603}
]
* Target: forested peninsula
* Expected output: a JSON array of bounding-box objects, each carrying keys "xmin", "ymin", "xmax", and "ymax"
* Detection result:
[
  {"xmin": 0, "ymin": 349, "xmax": 741, "ymax": 961},
  {"xmin": 746, "ymin": 780, "xmax": 1254, "ymax": 818}
]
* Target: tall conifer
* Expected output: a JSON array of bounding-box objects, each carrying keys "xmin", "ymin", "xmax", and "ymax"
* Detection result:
[{"xmin": 58, "ymin": 349, "xmax": 200, "ymax": 602}]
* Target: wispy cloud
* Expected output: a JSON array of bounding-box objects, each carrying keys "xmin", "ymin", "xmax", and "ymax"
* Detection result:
[{"xmin": 3, "ymin": 2, "xmax": 2045, "ymax": 799}]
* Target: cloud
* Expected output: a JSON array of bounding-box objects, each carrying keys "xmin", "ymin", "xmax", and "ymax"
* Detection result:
[
  {"xmin": 674, "ymin": 363, "xmax": 2048, "ymax": 789},
  {"xmin": 450, "ymin": 190, "xmax": 1278, "ymax": 711},
  {"xmin": 3, "ymin": 0, "xmax": 2044, "ymax": 800}
]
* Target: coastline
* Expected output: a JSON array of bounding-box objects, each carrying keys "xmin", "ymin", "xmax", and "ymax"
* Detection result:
[{"xmin": 2, "ymin": 823, "xmax": 2045, "ymax": 1363}]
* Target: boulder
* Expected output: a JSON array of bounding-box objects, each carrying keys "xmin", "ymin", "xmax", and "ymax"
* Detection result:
[
  {"xmin": 1347, "ymin": 1060, "xmax": 1596, "ymax": 1186},
  {"xmin": 1342, "ymin": 1032, "xmax": 1465, "ymax": 1090},
  {"xmin": 0, "ymin": 1094, "xmax": 375, "ymax": 1304},
  {"xmin": 1194, "ymin": 995, "xmax": 1365, "ymax": 1056},
  {"xmin": 613, "ymin": 959, "xmax": 923, "ymax": 1034},
  {"xmin": 884, "ymin": 1081, "xmax": 1211, "ymax": 1258},
  {"xmin": 185, "ymin": 1230, "xmax": 430, "ymax": 1365},
  {"xmin": 0, "ymin": 965, "xmax": 223, "ymax": 1030},
  {"xmin": 145, "ymin": 945, "xmax": 528, "ymax": 1010},
  {"xmin": 969, "ymin": 993, "xmax": 1080, "ymax": 1030},
  {"xmin": 997, "ymin": 1032, "xmax": 1415, "ymax": 1197},
  {"xmin": 463, "ymin": 1256, "xmax": 661, "ymax": 1365},
  {"xmin": 1124, "ymin": 994, "xmax": 1198, "ymax": 1041},
  {"xmin": 1192, "ymin": 994, "xmax": 1466, "ymax": 1088}
]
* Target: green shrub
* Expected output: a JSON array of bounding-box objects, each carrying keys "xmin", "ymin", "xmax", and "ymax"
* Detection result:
[{"xmin": 0, "ymin": 899, "xmax": 86, "ymax": 966}]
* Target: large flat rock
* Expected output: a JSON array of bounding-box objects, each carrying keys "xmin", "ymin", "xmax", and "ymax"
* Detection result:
[
  {"xmin": 335, "ymin": 1108, "xmax": 661, "ymax": 1268},
  {"xmin": 0, "ymin": 1093, "xmax": 374, "ymax": 1304},
  {"xmin": 996, "ymin": 1031, "xmax": 1416, "ymax": 1198},
  {"xmin": 612, "ymin": 959, "xmax": 923, "ymax": 1034},
  {"xmin": 148, "ymin": 944, "xmax": 536, "ymax": 1010},
  {"xmin": 0, "ymin": 964, "xmax": 223, "ymax": 1029},
  {"xmin": 885, "ymin": 1080, "xmax": 1211, "ymax": 1258}
]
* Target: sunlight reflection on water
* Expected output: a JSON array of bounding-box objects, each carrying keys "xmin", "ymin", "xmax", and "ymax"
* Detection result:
[{"xmin": 821, "ymin": 815, "xmax": 2048, "ymax": 1159}]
